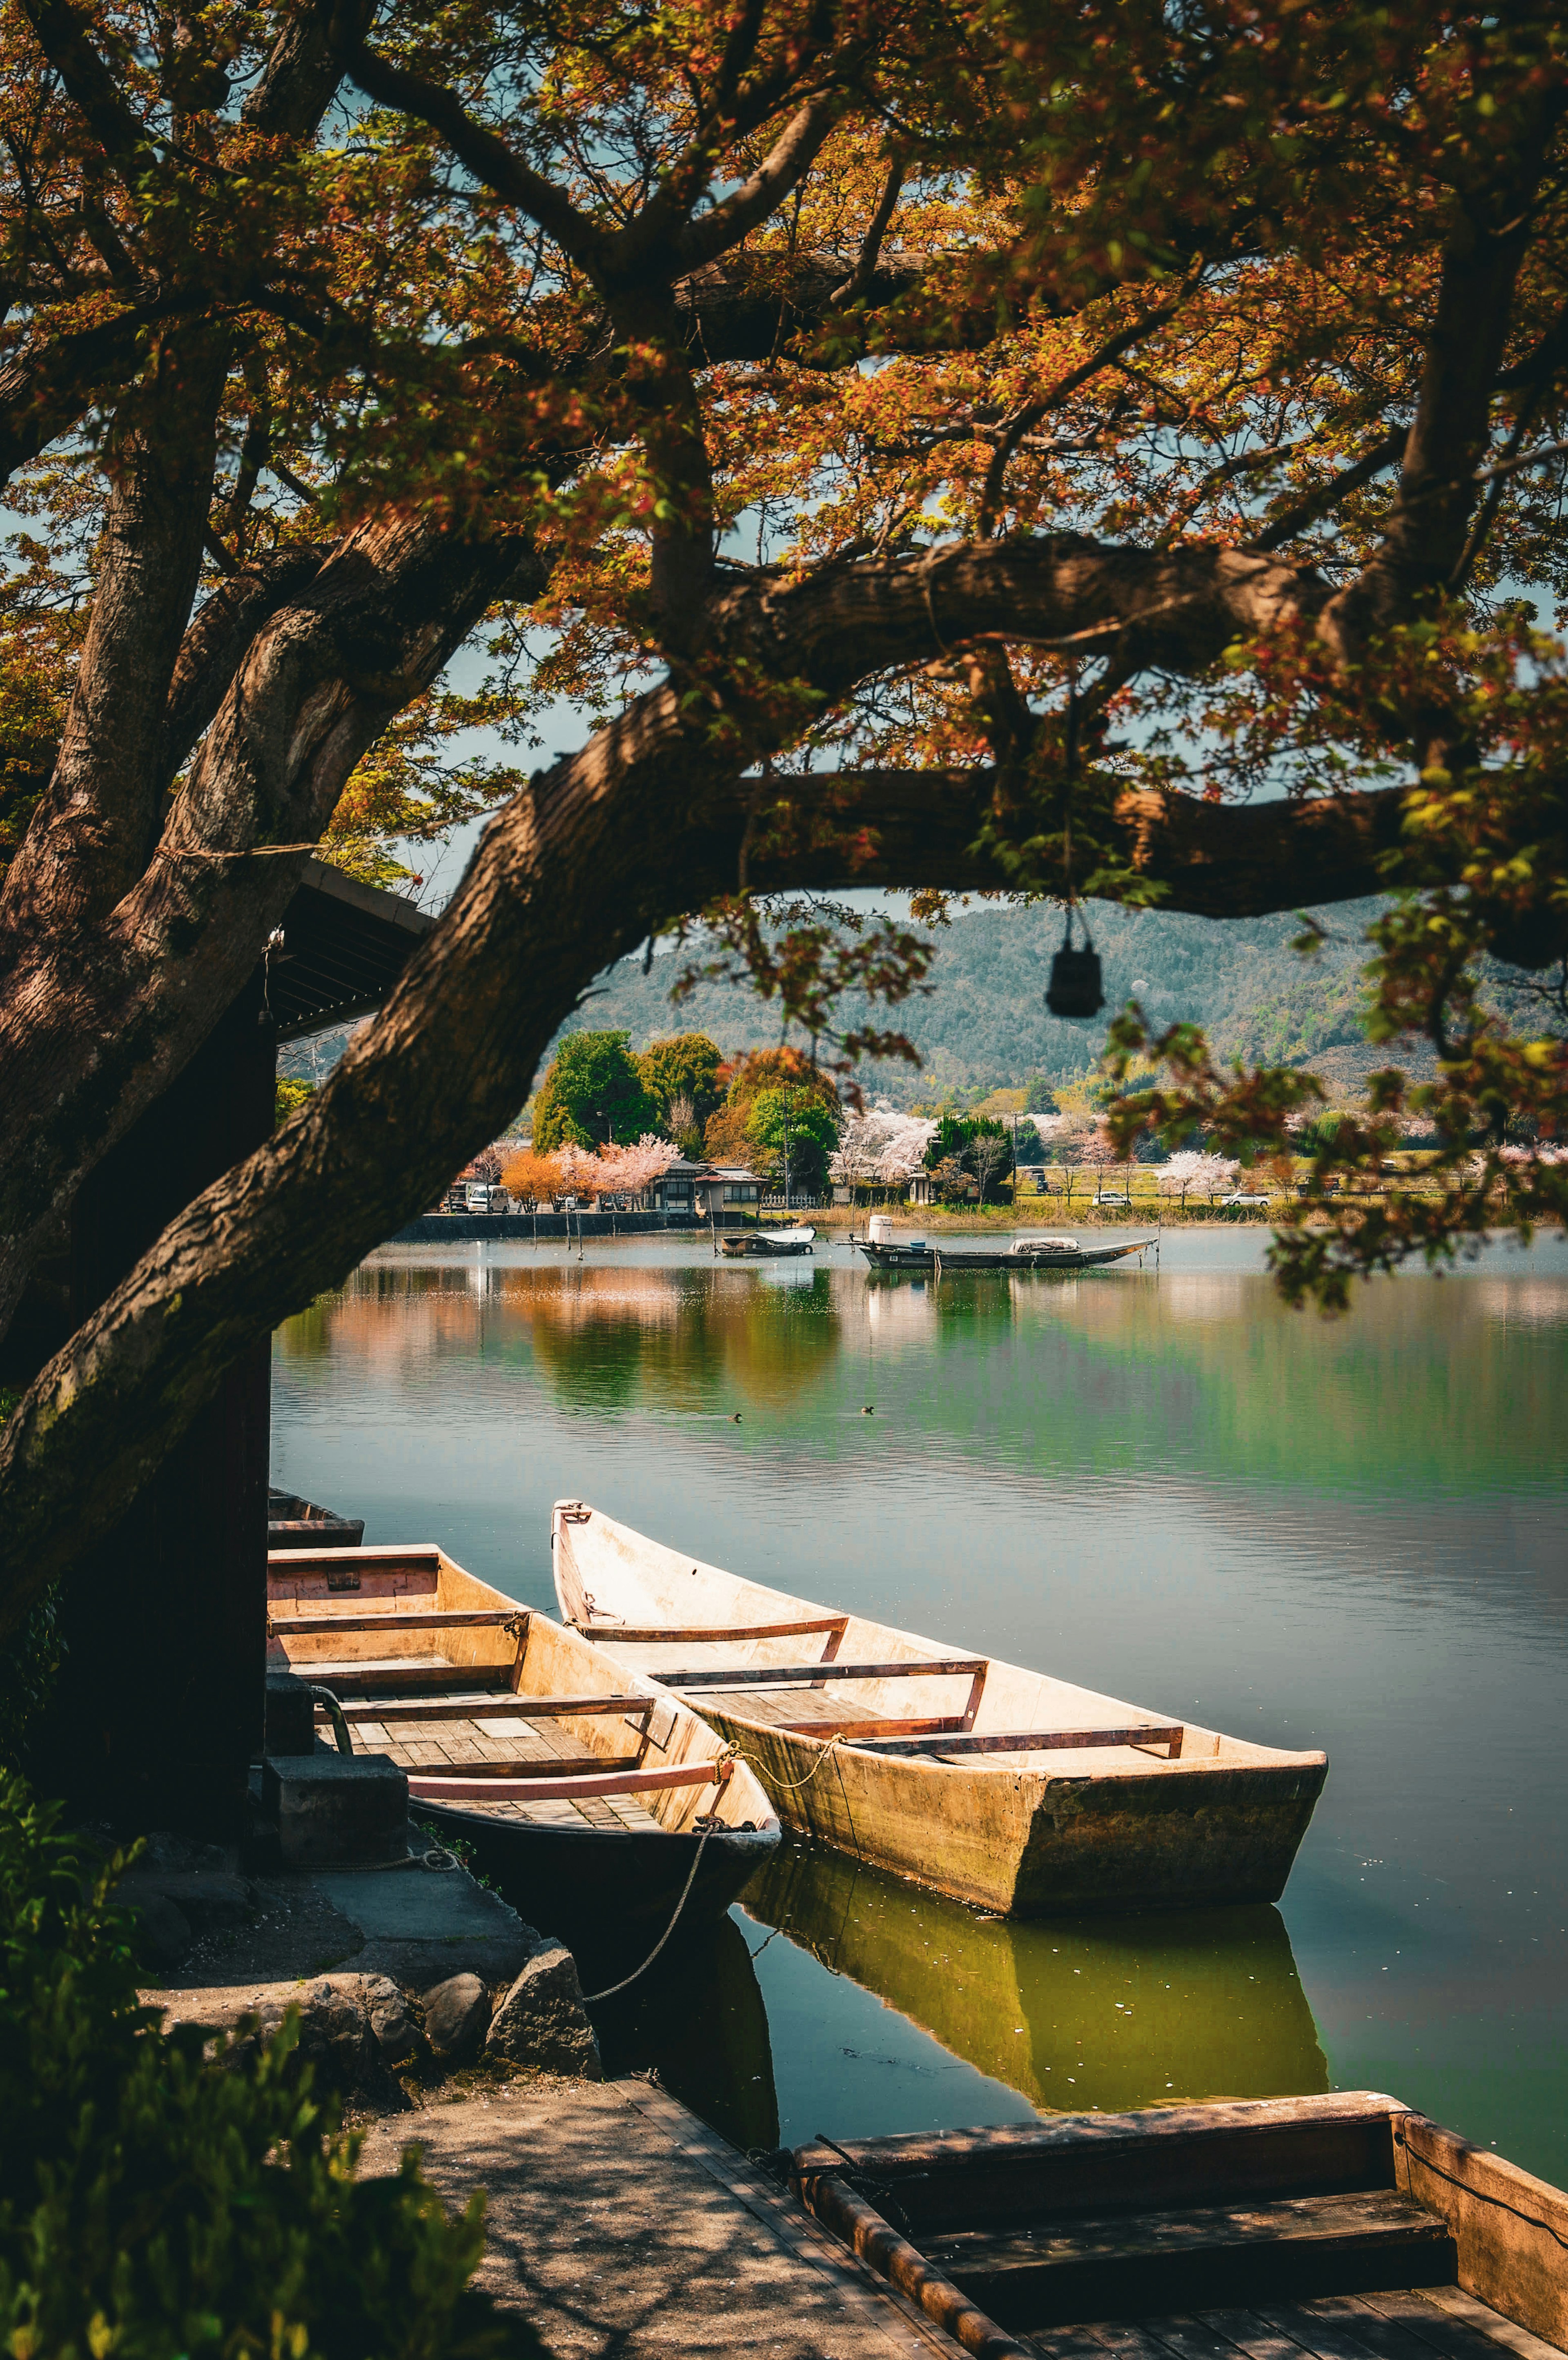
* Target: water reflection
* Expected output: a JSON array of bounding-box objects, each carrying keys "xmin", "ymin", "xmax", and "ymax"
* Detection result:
[
  {"xmin": 744, "ymin": 1838, "xmax": 1327, "ymax": 2118},
  {"xmin": 273, "ymin": 1234, "xmax": 1568, "ymax": 2174},
  {"xmin": 589, "ymin": 1914, "xmax": 780, "ymax": 2155}
]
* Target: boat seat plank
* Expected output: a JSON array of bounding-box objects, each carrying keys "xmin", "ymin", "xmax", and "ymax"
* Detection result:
[
  {"xmin": 930, "ymin": 2193, "xmax": 1454, "ymax": 2329},
  {"xmin": 849, "ymin": 1725, "xmax": 1186, "ymax": 1761},
  {"xmin": 666, "ymin": 1656, "xmax": 986, "ymax": 1687},
  {"xmin": 334, "ymin": 1693, "xmax": 653, "ymax": 1722},
  {"xmin": 702, "ymin": 1689, "xmax": 970, "ymax": 1740},
  {"xmin": 582, "ymin": 1618, "xmax": 849, "ymax": 1644},
  {"xmin": 271, "ymin": 1609, "xmax": 520, "ymax": 1635},
  {"xmin": 401, "ymin": 1752, "xmax": 644, "ymax": 1779},
  {"xmin": 929, "ymin": 2195, "xmax": 1450, "ymax": 2280},
  {"xmin": 297, "ymin": 1655, "xmax": 461, "ymax": 1690}
]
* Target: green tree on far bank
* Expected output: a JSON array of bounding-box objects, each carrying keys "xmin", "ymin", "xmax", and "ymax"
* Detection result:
[
  {"xmin": 637, "ymin": 1035, "xmax": 724, "ymax": 1131},
  {"xmin": 746, "ymin": 1089, "xmax": 840, "ymax": 1196},
  {"xmin": 702, "ymin": 1047, "xmax": 838, "ymax": 1167},
  {"xmin": 533, "ymin": 1033, "xmax": 657, "ymax": 1150},
  {"xmin": 924, "ymin": 1114, "xmax": 1013, "ymax": 1202}
]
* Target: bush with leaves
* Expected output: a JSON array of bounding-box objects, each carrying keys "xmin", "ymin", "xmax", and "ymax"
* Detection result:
[{"xmin": 0, "ymin": 1777, "xmax": 518, "ymax": 2360}]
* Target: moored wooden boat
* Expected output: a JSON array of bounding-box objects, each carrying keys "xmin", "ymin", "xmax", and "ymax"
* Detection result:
[
  {"xmin": 789, "ymin": 2092, "xmax": 1568, "ymax": 2360},
  {"xmin": 718, "ymin": 1225, "xmax": 816, "ymax": 1258},
  {"xmin": 267, "ymin": 1486, "xmax": 365, "ymax": 1549},
  {"xmin": 858, "ymin": 1233, "xmax": 1152, "ymax": 1272},
  {"xmin": 266, "ymin": 1541, "xmax": 779, "ymax": 1950},
  {"xmin": 552, "ymin": 1503, "xmax": 1326, "ymax": 1916}
]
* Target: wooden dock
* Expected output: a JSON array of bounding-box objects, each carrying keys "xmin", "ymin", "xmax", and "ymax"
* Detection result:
[{"xmin": 357, "ymin": 2077, "xmax": 970, "ymax": 2360}]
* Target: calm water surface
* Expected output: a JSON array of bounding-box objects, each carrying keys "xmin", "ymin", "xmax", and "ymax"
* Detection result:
[{"xmin": 271, "ymin": 1231, "xmax": 1568, "ymax": 2174}]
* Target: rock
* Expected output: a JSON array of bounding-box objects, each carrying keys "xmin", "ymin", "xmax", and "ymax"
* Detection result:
[
  {"xmin": 422, "ymin": 1972, "xmax": 491, "ymax": 2060},
  {"xmin": 243, "ymin": 1976, "xmax": 410, "ymax": 2110},
  {"xmin": 485, "ymin": 1935, "xmax": 602, "ymax": 2080},
  {"xmin": 363, "ymin": 1972, "xmax": 423, "ymax": 2064},
  {"xmin": 128, "ymin": 1888, "xmax": 192, "ymax": 1971},
  {"xmin": 138, "ymin": 1830, "xmax": 230, "ymax": 1876},
  {"xmin": 119, "ymin": 1869, "xmax": 256, "ymax": 1936}
]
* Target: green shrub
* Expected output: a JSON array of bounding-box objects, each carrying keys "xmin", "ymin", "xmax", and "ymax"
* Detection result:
[{"xmin": 0, "ymin": 1777, "xmax": 518, "ymax": 2360}]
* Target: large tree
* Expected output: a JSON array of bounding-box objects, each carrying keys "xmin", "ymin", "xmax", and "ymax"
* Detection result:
[{"xmin": 2, "ymin": 0, "xmax": 1567, "ymax": 1635}]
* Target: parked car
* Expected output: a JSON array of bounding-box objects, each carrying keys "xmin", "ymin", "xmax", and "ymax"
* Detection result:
[
  {"xmin": 1093, "ymin": 1189, "xmax": 1132, "ymax": 1207},
  {"xmin": 465, "ymin": 1182, "xmax": 507, "ymax": 1212},
  {"xmin": 1220, "ymin": 1190, "xmax": 1272, "ymax": 1208}
]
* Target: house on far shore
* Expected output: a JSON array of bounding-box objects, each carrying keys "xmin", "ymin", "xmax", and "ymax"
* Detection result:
[
  {"xmin": 644, "ymin": 1155, "xmax": 705, "ymax": 1214},
  {"xmin": 645, "ymin": 1157, "xmax": 764, "ymax": 1220},
  {"xmin": 694, "ymin": 1164, "xmax": 762, "ymax": 1220}
]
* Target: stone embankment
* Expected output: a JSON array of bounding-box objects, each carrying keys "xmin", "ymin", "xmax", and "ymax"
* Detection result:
[{"xmin": 129, "ymin": 1830, "xmax": 603, "ymax": 2108}]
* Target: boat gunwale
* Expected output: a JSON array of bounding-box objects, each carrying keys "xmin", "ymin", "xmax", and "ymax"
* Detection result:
[
  {"xmin": 552, "ymin": 1512, "xmax": 1325, "ymax": 1785},
  {"xmin": 265, "ymin": 1540, "xmax": 781, "ymax": 1839}
]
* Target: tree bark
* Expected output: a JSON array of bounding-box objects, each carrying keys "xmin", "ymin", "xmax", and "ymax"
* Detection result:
[{"xmin": 0, "ymin": 518, "xmax": 540, "ymax": 1339}]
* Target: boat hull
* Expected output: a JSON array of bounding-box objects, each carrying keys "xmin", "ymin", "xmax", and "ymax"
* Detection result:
[
  {"xmin": 857, "ymin": 1240, "xmax": 1150, "ymax": 1273},
  {"xmin": 683, "ymin": 1699, "xmax": 1322, "ymax": 1914},
  {"xmin": 552, "ymin": 1504, "xmax": 1325, "ymax": 1918},
  {"xmin": 412, "ymin": 1803, "xmax": 775, "ymax": 1959}
]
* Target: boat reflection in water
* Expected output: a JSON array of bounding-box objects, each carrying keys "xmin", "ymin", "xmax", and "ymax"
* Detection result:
[
  {"xmin": 587, "ymin": 1911, "xmax": 780, "ymax": 2155},
  {"xmin": 742, "ymin": 1835, "xmax": 1328, "ymax": 2119}
]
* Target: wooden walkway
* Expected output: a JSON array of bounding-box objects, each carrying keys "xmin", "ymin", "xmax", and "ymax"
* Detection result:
[{"xmin": 358, "ymin": 2078, "xmax": 969, "ymax": 2360}]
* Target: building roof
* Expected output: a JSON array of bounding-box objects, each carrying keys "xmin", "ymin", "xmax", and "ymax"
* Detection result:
[{"xmin": 269, "ymin": 859, "xmax": 434, "ymax": 1042}]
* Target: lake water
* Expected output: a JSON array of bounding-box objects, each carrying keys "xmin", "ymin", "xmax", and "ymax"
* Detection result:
[{"xmin": 271, "ymin": 1230, "xmax": 1568, "ymax": 2175}]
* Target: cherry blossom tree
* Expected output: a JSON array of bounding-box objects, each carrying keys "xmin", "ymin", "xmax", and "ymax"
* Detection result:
[
  {"xmin": 592, "ymin": 1135, "xmax": 681, "ymax": 1202},
  {"xmin": 831, "ymin": 1109, "xmax": 938, "ymax": 1193},
  {"xmin": 1157, "ymin": 1150, "xmax": 1242, "ymax": 1209}
]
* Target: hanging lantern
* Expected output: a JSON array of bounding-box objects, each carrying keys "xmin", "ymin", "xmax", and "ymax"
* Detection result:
[{"xmin": 1046, "ymin": 911, "xmax": 1103, "ymax": 1018}]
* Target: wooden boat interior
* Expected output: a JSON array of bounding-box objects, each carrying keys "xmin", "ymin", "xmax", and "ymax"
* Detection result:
[
  {"xmin": 792, "ymin": 2093, "xmax": 1568, "ymax": 2360},
  {"xmin": 555, "ymin": 1506, "xmax": 1319, "ymax": 1779},
  {"xmin": 267, "ymin": 1543, "xmax": 773, "ymax": 1838}
]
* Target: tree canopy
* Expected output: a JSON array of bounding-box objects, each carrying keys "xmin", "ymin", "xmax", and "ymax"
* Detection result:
[
  {"xmin": 636, "ymin": 1034, "xmax": 725, "ymax": 1127},
  {"xmin": 532, "ymin": 1031, "xmax": 657, "ymax": 1148},
  {"xmin": 1, "ymin": 0, "xmax": 1568, "ymax": 1623},
  {"xmin": 744, "ymin": 1087, "xmax": 841, "ymax": 1194}
]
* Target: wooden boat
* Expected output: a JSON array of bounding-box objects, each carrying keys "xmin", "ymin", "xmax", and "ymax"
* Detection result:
[
  {"xmin": 551, "ymin": 1503, "xmax": 1326, "ymax": 1916},
  {"xmin": 858, "ymin": 1233, "xmax": 1152, "ymax": 1273},
  {"xmin": 267, "ymin": 1486, "xmax": 365, "ymax": 1549},
  {"xmin": 789, "ymin": 2091, "xmax": 1568, "ymax": 2360},
  {"xmin": 718, "ymin": 1225, "xmax": 816, "ymax": 1258},
  {"xmin": 265, "ymin": 1541, "xmax": 779, "ymax": 1950}
]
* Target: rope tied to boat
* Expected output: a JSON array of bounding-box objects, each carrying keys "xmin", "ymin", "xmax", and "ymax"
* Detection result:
[
  {"xmin": 578, "ymin": 1745, "xmax": 741, "ymax": 2004},
  {"xmin": 731, "ymin": 1731, "xmax": 847, "ymax": 1792}
]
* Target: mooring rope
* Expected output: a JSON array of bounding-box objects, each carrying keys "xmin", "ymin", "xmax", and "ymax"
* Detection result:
[{"xmin": 580, "ymin": 1815, "xmax": 717, "ymax": 2002}]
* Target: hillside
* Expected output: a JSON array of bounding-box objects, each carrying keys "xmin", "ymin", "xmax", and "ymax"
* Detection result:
[
  {"xmin": 557, "ymin": 897, "xmax": 1428, "ymax": 1104},
  {"xmin": 281, "ymin": 895, "xmax": 1434, "ymax": 1106}
]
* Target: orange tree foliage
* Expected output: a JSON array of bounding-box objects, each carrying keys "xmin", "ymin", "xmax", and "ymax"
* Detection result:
[{"xmin": 4, "ymin": 0, "xmax": 1568, "ymax": 1603}]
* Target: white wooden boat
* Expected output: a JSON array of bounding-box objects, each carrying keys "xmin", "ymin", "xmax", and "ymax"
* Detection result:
[
  {"xmin": 552, "ymin": 1503, "xmax": 1326, "ymax": 1917},
  {"xmin": 266, "ymin": 1542, "xmax": 779, "ymax": 1947},
  {"xmin": 718, "ymin": 1225, "xmax": 816, "ymax": 1258}
]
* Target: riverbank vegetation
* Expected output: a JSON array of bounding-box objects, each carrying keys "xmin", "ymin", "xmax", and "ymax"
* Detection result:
[{"xmin": 0, "ymin": 1779, "xmax": 503, "ymax": 2360}]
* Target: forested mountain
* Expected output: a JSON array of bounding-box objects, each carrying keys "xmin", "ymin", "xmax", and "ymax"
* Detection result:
[
  {"xmin": 282, "ymin": 895, "xmax": 1431, "ymax": 1107},
  {"xmin": 558, "ymin": 898, "xmax": 1416, "ymax": 1104}
]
